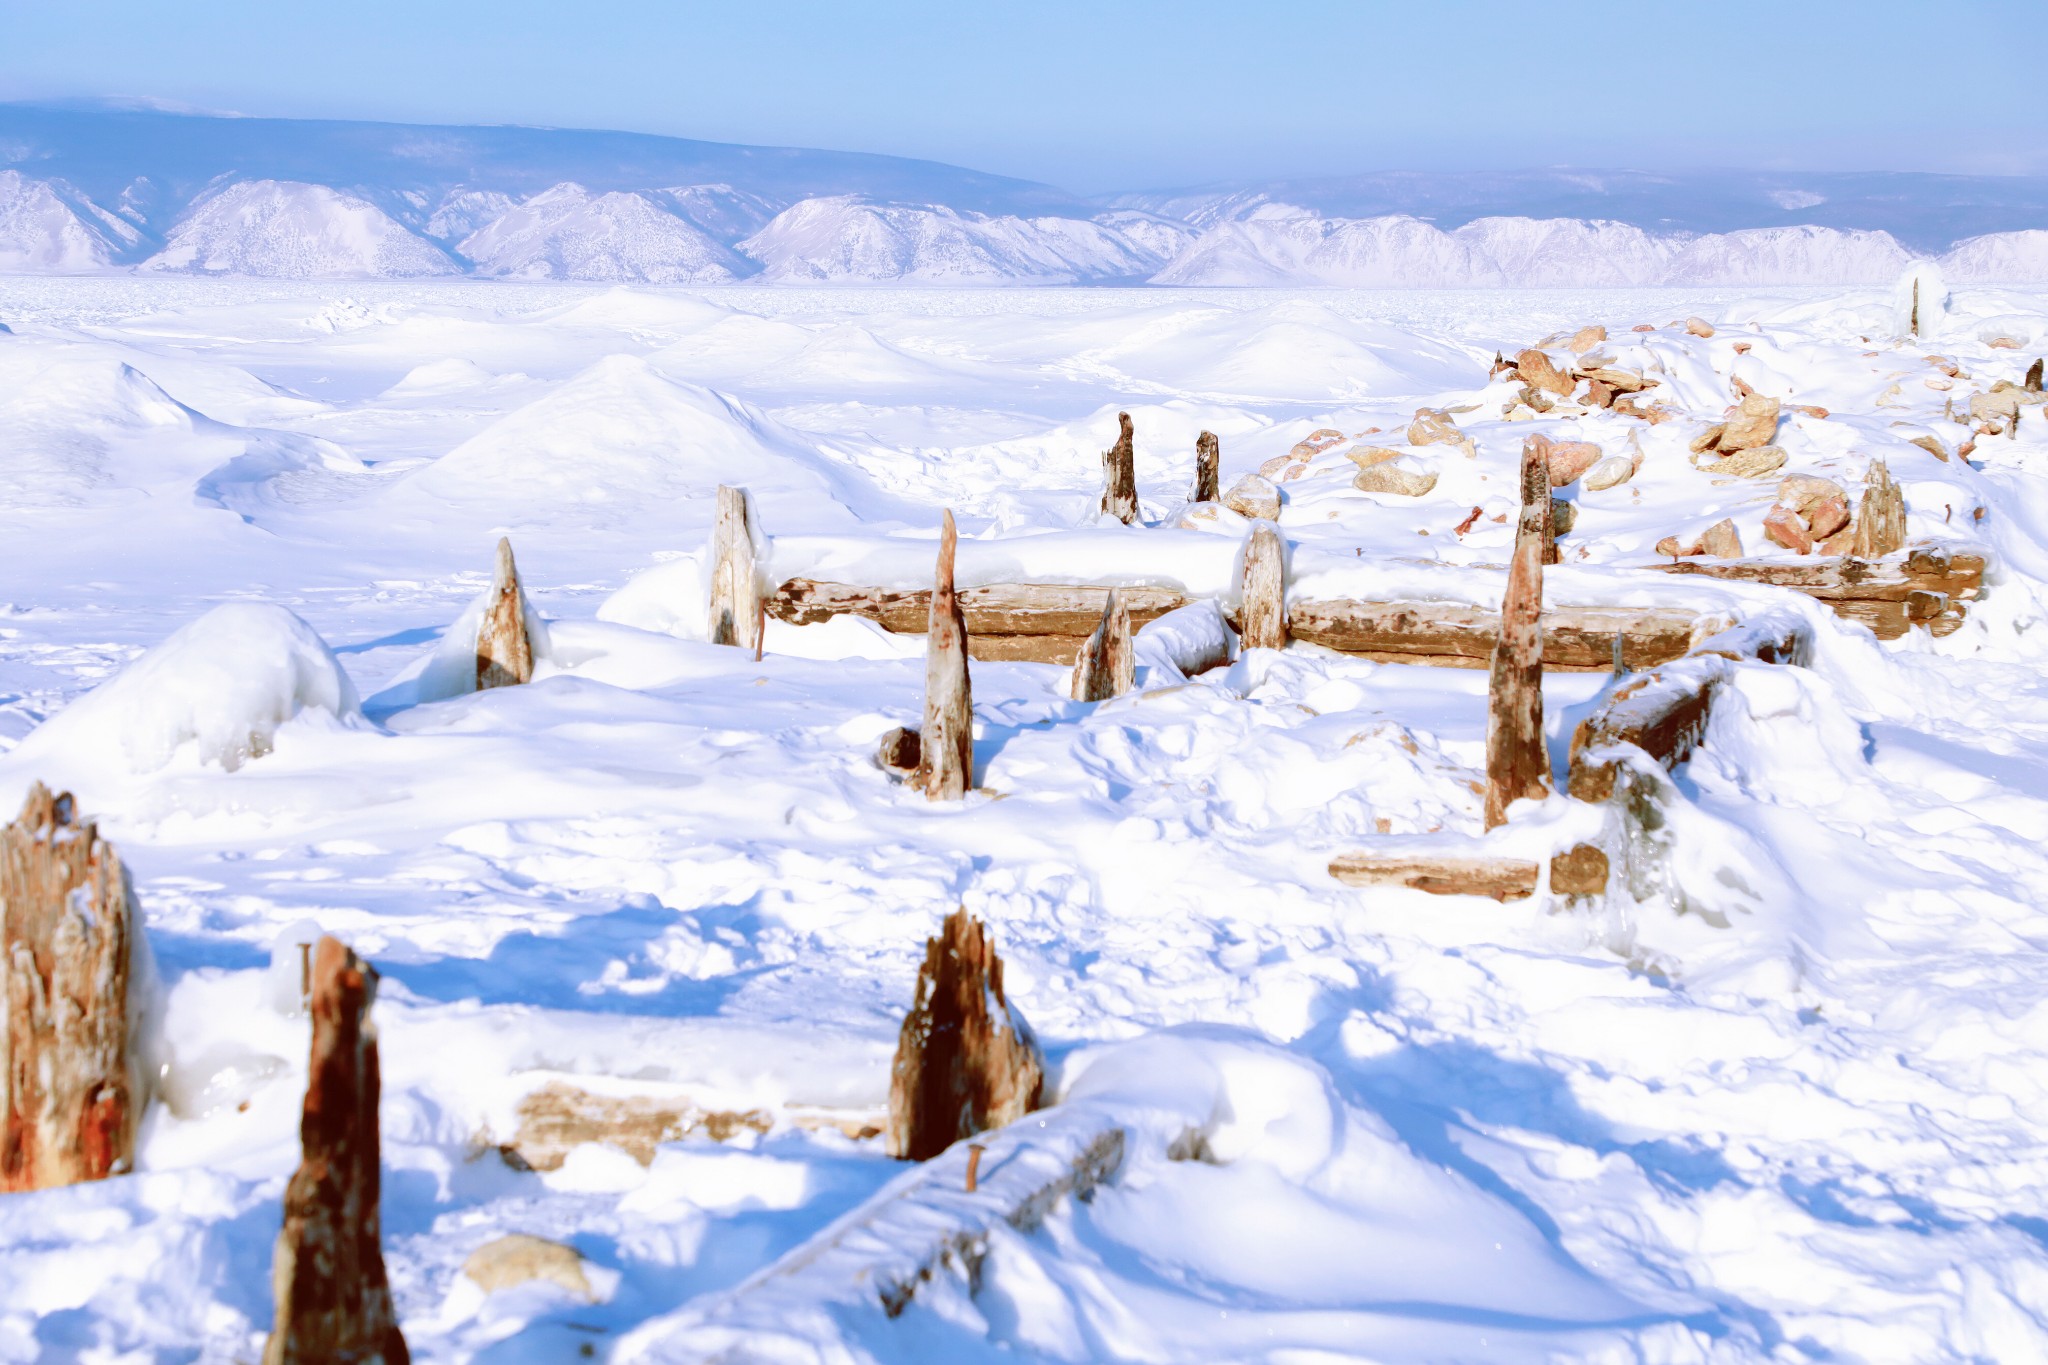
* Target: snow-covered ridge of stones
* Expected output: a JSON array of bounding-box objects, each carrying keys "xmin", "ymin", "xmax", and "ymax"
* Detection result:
[{"xmin": 5, "ymin": 166, "xmax": 2048, "ymax": 283}]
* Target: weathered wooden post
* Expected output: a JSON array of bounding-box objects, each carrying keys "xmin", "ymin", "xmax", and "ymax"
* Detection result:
[
  {"xmin": 1484, "ymin": 439, "xmax": 1552, "ymax": 829},
  {"xmin": 921, "ymin": 511, "xmax": 974, "ymax": 800},
  {"xmin": 887, "ymin": 908, "xmax": 1044, "ymax": 1161},
  {"xmin": 1101, "ymin": 412, "xmax": 1138, "ymax": 525},
  {"xmin": 708, "ymin": 484, "xmax": 763, "ymax": 649},
  {"xmin": 1522, "ymin": 433, "xmax": 1560, "ymax": 566},
  {"xmin": 1190, "ymin": 430, "xmax": 1220, "ymax": 505},
  {"xmin": 1238, "ymin": 522, "xmax": 1289, "ymax": 650},
  {"xmin": 475, "ymin": 537, "xmax": 533, "ymax": 690},
  {"xmin": 1, "ymin": 784, "xmax": 140, "ymax": 1193},
  {"xmin": 1069, "ymin": 589, "xmax": 1134, "ymax": 702},
  {"xmin": 265, "ymin": 937, "xmax": 408, "ymax": 1365},
  {"xmin": 2027, "ymin": 358, "xmax": 2043, "ymax": 393},
  {"xmin": 1853, "ymin": 459, "xmax": 1906, "ymax": 559}
]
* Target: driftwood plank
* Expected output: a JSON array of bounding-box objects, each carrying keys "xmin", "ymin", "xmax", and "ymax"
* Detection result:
[
  {"xmin": 770, "ymin": 579, "xmax": 1191, "ymax": 637},
  {"xmin": 1328, "ymin": 846, "xmax": 1610, "ymax": 900},
  {"xmin": 1566, "ymin": 658, "xmax": 1727, "ymax": 803},
  {"xmin": 1290, "ymin": 601, "xmax": 1701, "ymax": 671}
]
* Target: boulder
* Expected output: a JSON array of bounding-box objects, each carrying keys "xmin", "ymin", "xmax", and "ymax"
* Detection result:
[
  {"xmin": 1407, "ymin": 409, "xmax": 1466, "ymax": 447},
  {"xmin": 1689, "ymin": 424, "xmax": 1727, "ymax": 454},
  {"xmin": 1582, "ymin": 455, "xmax": 1635, "ymax": 491},
  {"xmin": 1907, "ymin": 434, "xmax": 1949, "ymax": 462},
  {"xmin": 1545, "ymin": 441, "xmax": 1602, "ymax": 488},
  {"xmin": 1717, "ymin": 394, "xmax": 1782, "ymax": 451},
  {"xmin": 464, "ymin": 1234, "xmax": 598, "ymax": 1301},
  {"xmin": 1353, "ymin": 463, "xmax": 1439, "ymax": 497},
  {"xmin": 1777, "ymin": 474, "xmax": 1847, "ymax": 518},
  {"xmin": 1222, "ymin": 473, "xmax": 1282, "ymax": 521},
  {"xmin": 1551, "ymin": 498, "xmax": 1577, "ymax": 536},
  {"xmin": 1763, "ymin": 506, "xmax": 1813, "ymax": 554},
  {"xmin": 1699, "ymin": 518, "xmax": 1743, "ymax": 559},
  {"xmin": 1584, "ymin": 367, "xmax": 1650, "ymax": 393},
  {"xmin": 1345, "ymin": 445, "xmax": 1404, "ymax": 469},
  {"xmin": 1567, "ymin": 325, "xmax": 1608, "ymax": 354},
  {"xmin": 1514, "ymin": 349, "xmax": 1575, "ymax": 397},
  {"xmin": 1685, "ymin": 317, "xmax": 1716, "ymax": 338},
  {"xmin": 1715, "ymin": 445, "xmax": 1788, "ymax": 480},
  {"xmin": 1808, "ymin": 496, "xmax": 1850, "ymax": 540},
  {"xmin": 1288, "ymin": 428, "xmax": 1346, "ymax": 460}
]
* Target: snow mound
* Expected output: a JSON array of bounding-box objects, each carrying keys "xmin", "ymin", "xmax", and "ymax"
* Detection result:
[
  {"xmin": 3, "ymin": 604, "xmax": 363, "ymax": 787},
  {"xmin": 740, "ymin": 196, "xmax": 1170, "ymax": 284},
  {"xmin": 391, "ymin": 353, "xmax": 847, "ymax": 528},
  {"xmin": 0, "ymin": 171, "xmax": 128, "ymax": 272},
  {"xmin": 143, "ymin": 180, "xmax": 459, "ymax": 279},
  {"xmin": 381, "ymin": 358, "xmax": 502, "ymax": 397},
  {"xmin": 459, "ymin": 183, "xmax": 750, "ymax": 283},
  {"xmin": 1095, "ymin": 301, "xmax": 1475, "ymax": 400}
]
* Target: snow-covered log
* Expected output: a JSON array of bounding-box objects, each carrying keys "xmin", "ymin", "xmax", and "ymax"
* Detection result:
[
  {"xmin": 475, "ymin": 537, "xmax": 534, "ymax": 690},
  {"xmin": 919, "ymin": 512, "xmax": 974, "ymax": 801},
  {"xmin": 1566, "ymin": 656, "xmax": 1729, "ymax": 804},
  {"xmin": 1190, "ymin": 429, "xmax": 1220, "ymax": 505},
  {"xmin": 708, "ymin": 484, "xmax": 763, "ymax": 650},
  {"xmin": 1290, "ymin": 600, "xmax": 1701, "ymax": 671},
  {"xmin": 1484, "ymin": 439, "xmax": 1552, "ymax": 828},
  {"xmin": 772, "ymin": 578, "xmax": 1190, "ymax": 640},
  {"xmin": 1237, "ymin": 522, "xmax": 1289, "ymax": 650},
  {"xmin": 0, "ymin": 784, "xmax": 141, "ymax": 1192},
  {"xmin": 265, "ymin": 936, "xmax": 407, "ymax": 1365},
  {"xmin": 1134, "ymin": 599, "xmax": 1236, "ymax": 681},
  {"xmin": 888, "ymin": 909, "xmax": 1042, "ymax": 1160},
  {"xmin": 1646, "ymin": 543, "xmax": 1981, "ymax": 638},
  {"xmin": 1068, "ymin": 589, "xmax": 1134, "ymax": 702},
  {"xmin": 1329, "ymin": 847, "xmax": 1608, "ymax": 900},
  {"xmin": 1100, "ymin": 411, "xmax": 1138, "ymax": 525}
]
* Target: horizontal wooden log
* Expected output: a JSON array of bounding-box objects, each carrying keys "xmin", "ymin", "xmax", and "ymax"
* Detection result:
[
  {"xmin": 1328, "ymin": 845, "xmax": 1610, "ymax": 900},
  {"xmin": 771, "ymin": 579, "xmax": 1191, "ymax": 637},
  {"xmin": 1567, "ymin": 659, "xmax": 1726, "ymax": 803},
  {"xmin": 1289, "ymin": 600, "xmax": 1701, "ymax": 671},
  {"xmin": 1643, "ymin": 548, "xmax": 1984, "ymax": 603}
]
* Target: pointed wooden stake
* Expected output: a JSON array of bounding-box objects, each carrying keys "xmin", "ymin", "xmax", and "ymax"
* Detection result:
[
  {"xmin": 475, "ymin": 537, "xmax": 533, "ymax": 691},
  {"xmin": 1069, "ymin": 589, "xmax": 1134, "ymax": 702},
  {"xmin": 920, "ymin": 511, "xmax": 974, "ymax": 800},
  {"xmin": 1852, "ymin": 459, "xmax": 1907, "ymax": 559},
  {"xmin": 1101, "ymin": 412, "xmax": 1138, "ymax": 525},
  {"xmin": 1190, "ymin": 430, "xmax": 1220, "ymax": 505},
  {"xmin": 2026, "ymin": 358, "xmax": 2043, "ymax": 393},
  {"xmin": 709, "ymin": 485, "xmax": 764, "ymax": 650},
  {"xmin": 265, "ymin": 937, "xmax": 407, "ymax": 1365},
  {"xmin": 1238, "ymin": 522, "xmax": 1289, "ymax": 650},
  {"xmin": 886, "ymin": 909, "xmax": 1044, "ymax": 1161},
  {"xmin": 1485, "ymin": 440, "xmax": 1552, "ymax": 829},
  {"xmin": 1, "ymin": 784, "xmax": 139, "ymax": 1193},
  {"xmin": 1521, "ymin": 433, "xmax": 1560, "ymax": 565}
]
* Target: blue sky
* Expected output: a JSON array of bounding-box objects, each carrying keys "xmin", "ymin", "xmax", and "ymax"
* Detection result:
[{"xmin": 1, "ymin": 0, "xmax": 2041, "ymax": 192}]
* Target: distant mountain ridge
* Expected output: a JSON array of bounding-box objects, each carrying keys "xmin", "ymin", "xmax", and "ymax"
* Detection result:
[{"xmin": 2, "ymin": 102, "xmax": 2046, "ymax": 286}]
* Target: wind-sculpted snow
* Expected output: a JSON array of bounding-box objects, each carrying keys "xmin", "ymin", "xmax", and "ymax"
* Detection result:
[{"xmin": 143, "ymin": 180, "xmax": 461, "ymax": 279}]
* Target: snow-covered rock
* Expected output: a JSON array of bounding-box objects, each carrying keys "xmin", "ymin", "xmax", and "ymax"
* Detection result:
[
  {"xmin": 0, "ymin": 171, "xmax": 130, "ymax": 272},
  {"xmin": 143, "ymin": 180, "xmax": 458, "ymax": 278},
  {"xmin": 458, "ymin": 183, "xmax": 749, "ymax": 283},
  {"xmin": 739, "ymin": 196, "xmax": 1172, "ymax": 284}
]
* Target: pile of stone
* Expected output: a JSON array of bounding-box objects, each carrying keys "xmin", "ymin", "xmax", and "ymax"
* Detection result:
[
  {"xmin": 1494, "ymin": 327, "xmax": 1668, "ymax": 422},
  {"xmin": 1688, "ymin": 394, "xmax": 1788, "ymax": 480}
]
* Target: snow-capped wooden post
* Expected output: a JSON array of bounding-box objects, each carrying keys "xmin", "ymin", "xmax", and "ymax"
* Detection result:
[
  {"xmin": 1190, "ymin": 430, "xmax": 1220, "ymax": 505},
  {"xmin": 1852, "ymin": 459, "xmax": 1907, "ymax": 559},
  {"xmin": 709, "ymin": 485, "xmax": 763, "ymax": 650},
  {"xmin": 265, "ymin": 936, "xmax": 407, "ymax": 1365},
  {"xmin": 1101, "ymin": 412, "xmax": 1138, "ymax": 525},
  {"xmin": 921, "ymin": 511, "xmax": 974, "ymax": 800},
  {"xmin": 1484, "ymin": 439, "xmax": 1552, "ymax": 829},
  {"xmin": 0, "ymin": 784, "xmax": 140, "ymax": 1193},
  {"xmin": 1238, "ymin": 522, "xmax": 1289, "ymax": 650},
  {"xmin": 887, "ymin": 908, "xmax": 1044, "ymax": 1162},
  {"xmin": 474, "ymin": 537, "xmax": 533, "ymax": 691},
  {"xmin": 1069, "ymin": 590, "xmax": 1134, "ymax": 702}
]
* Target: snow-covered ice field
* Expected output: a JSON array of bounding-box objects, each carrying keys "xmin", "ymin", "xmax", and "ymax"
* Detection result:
[{"xmin": 4, "ymin": 274, "xmax": 2048, "ymax": 1362}]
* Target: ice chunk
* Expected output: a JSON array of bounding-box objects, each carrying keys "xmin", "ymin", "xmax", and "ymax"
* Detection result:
[{"xmin": 1893, "ymin": 260, "xmax": 1950, "ymax": 337}]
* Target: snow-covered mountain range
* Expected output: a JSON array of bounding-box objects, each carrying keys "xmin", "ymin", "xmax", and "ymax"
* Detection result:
[{"xmin": 3, "ymin": 102, "xmax": 2045, "ymax": 286}]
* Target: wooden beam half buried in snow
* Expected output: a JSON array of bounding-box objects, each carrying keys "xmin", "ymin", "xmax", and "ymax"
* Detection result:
[{"xmin": 1289, "ymin": 600, "xmax": 1701, "ymax": 671}]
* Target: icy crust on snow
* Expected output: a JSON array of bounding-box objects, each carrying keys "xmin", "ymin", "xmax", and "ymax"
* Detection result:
[{"xmin": 5, "ymin": 278, "xmax": 2048, "ymax": 1361}]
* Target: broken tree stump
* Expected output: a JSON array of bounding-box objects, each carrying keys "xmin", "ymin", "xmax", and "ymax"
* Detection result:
[
  {"xmin": 1238, "ymin": 522, "xmax": 1289, "ymax": 650},
  {"xmin": 887, "ymin": 909, "xmax": 1044, "ymax": 1161},
  {"xmin": 920, "ymin": 511, "xmax": 974, "ymax": 801},
  {"xmin": 1190, "ymin": 430, "xmax": 1220, "ymax": 505},
  {"xmin": 1, "ymin": 784, "xmax": 141, "ymax": 1193},
  {"xmin": 1484, "ymin": 439, "xmax": 1552, "ymax": 828},
  {"xmin": 1100, "ymin": 411, "xmax": 1138, "ymax": 525},
  {"xmin": 708, "ymin": 484, "xmax": 764, "ymax": 649},
  {"xmin": 265, "ymin": 937, "xmax": 407, "ymax": 1365},
  {"xmin": 1853, "ymin": 459, "xmax": 1907, "ymax": 560},
  {"xmin": 1069, "ymin": 589, "xmax": 1134, "ymax": 702},
  {"xmin": 474, "ymin": 537, "xmax": 534, "ymax": 691}
]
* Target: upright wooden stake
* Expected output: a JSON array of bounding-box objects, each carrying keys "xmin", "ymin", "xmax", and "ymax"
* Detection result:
[
  {"xmin": 709, "ymin": 485, "xmax": 763, "ymax": 650},
  {"xmin": 1238, "ymin": 522, "xmax": 1289, "ymax": 650},
  {"xmin": 1101, "ymin": 412, "xmax": 1138, "ymax": 525},
  {"xmin": 1069, "ymin": 590, "xmax": 1134, "ymax": 702},
  {"xmin": 886, "ymin": 909, "xmax": 1044, "ymax": 1161},
  {"xmin": 921, "ymin": 511, "xmax": 974, "ymax": 800},
  {"xmin": 265, "ymin": 937, "xmax": 407, "ymax": 1365},
  {"xmin": 1190, "ymin": 430, "xmax": 1220, "ymax": 505},
  {"xmin": 1522, "ymin": 433, "xmax": 1559, "ymax": 566},
  {"xmin": 1852, "ymin": 459, "xmax": 1907, "ymax": 559},
  {"xmin": 474, "ymin": 537, "xmax": 533, "ymax": 691},
  {"xmin": 1, "ymin": 784, "xmax": 139, "ymax": 1193},
  {"xmin": 1485, "ymin": 440, "xmax": 1552, "ymax": 829}
]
